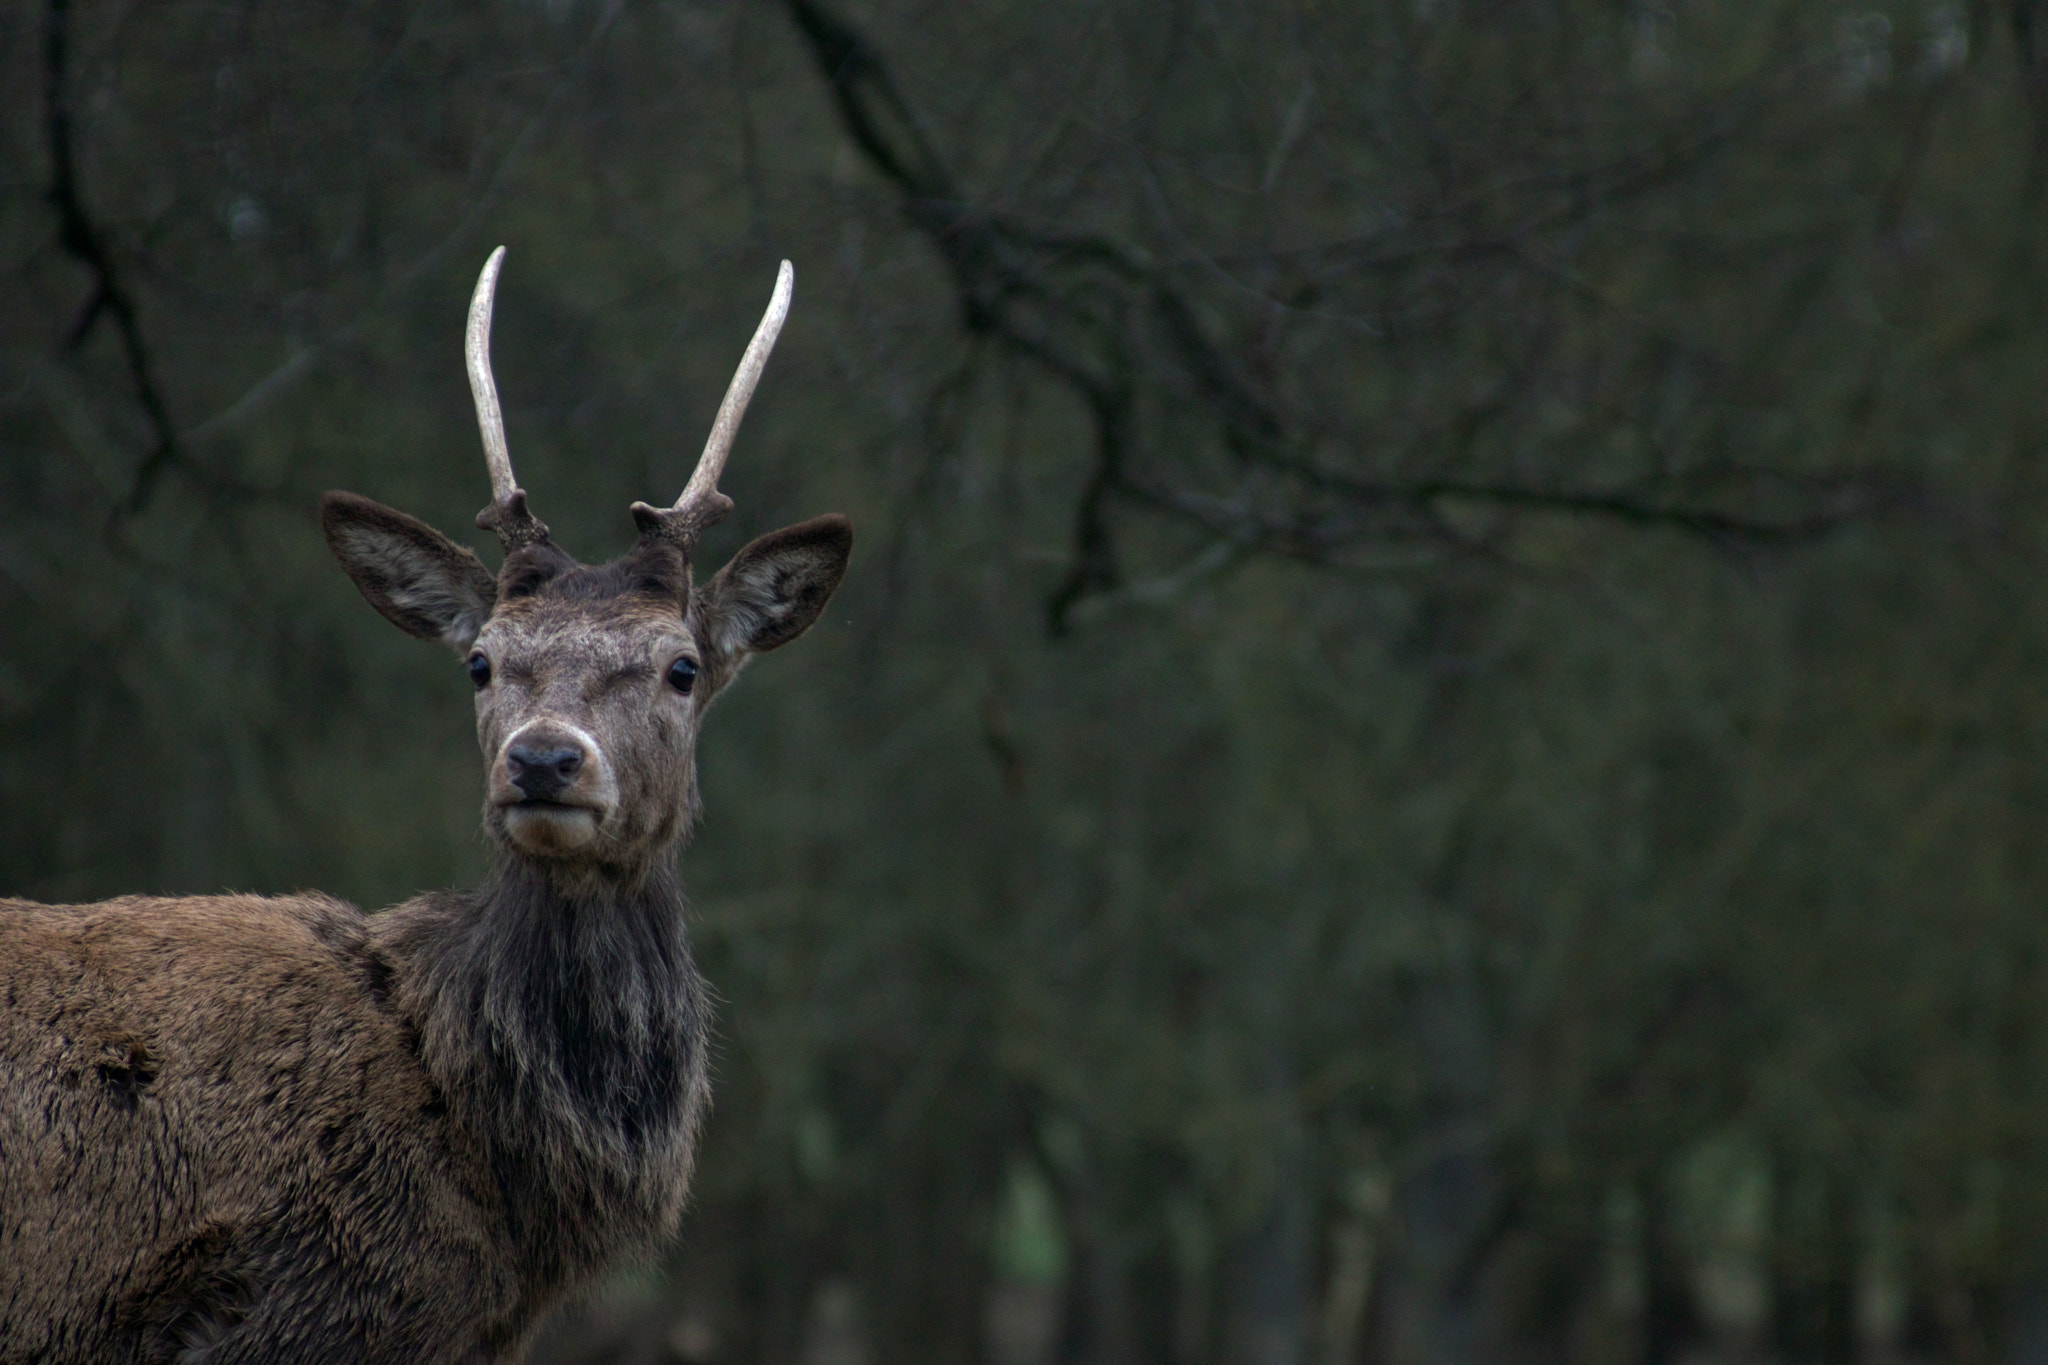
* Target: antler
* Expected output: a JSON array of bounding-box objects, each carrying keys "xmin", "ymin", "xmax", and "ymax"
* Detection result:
[
  {"xmin": 467, "ymin": 247, "xmax": 550, "ymax": 550},
  {"xmin": 631, "ymin": 260, "xmax": 794, "ymax": 551}
]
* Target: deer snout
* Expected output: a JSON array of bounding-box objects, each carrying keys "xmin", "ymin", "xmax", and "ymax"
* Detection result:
[
  {"xmin": 507, "ymin": 743, "xmax": 584, "ymax": 801},
  {"xmin": 493, "ymin": 722, "xmax": 617, "ymax": 858}
]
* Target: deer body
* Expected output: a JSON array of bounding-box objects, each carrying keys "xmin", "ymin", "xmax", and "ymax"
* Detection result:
[
  {"xmin": 1, "ymin": 875, "xmax": 705, "ymax": 1361},
  {"xmin": 0, "ymin": 253, "xmax": 849, "ymax": 1363}
]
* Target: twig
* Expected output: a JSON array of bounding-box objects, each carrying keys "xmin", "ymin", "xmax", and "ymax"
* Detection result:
[{"xmin": 45, "ymin": 0, "xmax": 181, "ymax": 515}]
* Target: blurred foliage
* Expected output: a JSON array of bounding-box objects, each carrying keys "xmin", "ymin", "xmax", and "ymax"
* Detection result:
[{"xmin": 9, "ymin": 1, "xmax": 2048, "ymax": 1362}]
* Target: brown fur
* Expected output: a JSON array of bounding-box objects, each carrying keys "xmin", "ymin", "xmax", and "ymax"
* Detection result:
[{"xmin": 0, "ymin": 494, "xmax": 851, "ymax": 1363}]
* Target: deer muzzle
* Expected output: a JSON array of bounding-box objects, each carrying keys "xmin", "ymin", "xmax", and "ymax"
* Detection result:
[{"xmin": 491, "ymin": 720, "xmax": 617, "ymax": 855}]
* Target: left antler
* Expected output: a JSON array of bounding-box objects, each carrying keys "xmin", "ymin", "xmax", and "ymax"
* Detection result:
[{"xmin": 631, "ymin": 260, "xmax": 794, "ymax": 553}]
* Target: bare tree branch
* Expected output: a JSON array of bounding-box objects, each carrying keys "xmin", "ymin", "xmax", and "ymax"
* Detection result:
[
  {"xmin": 781, "ymin": 0, "xmax": 1903, "ymax": 630},
  {"xmin": 45, "ymin": 0, "xmax": 181, "ymax": 515}
]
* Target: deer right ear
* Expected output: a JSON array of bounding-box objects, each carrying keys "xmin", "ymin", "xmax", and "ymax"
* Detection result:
[{"xmin": 322, "ymin": 491, "xmax": 498, "ymax": 651}]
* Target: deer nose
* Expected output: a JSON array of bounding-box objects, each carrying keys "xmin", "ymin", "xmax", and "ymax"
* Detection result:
[{"xmin": 506, "ymin": 744, "xmax": 584, "ymax": 801}]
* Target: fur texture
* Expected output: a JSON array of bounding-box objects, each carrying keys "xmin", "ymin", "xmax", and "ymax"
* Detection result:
[{"xmin": 0, "ymin": 494, "xmax": 851, "ymax": 1363}]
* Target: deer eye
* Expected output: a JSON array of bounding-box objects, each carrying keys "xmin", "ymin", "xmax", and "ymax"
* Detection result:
[
  {"xmin": 667, "ymin": 657, "xmax": 698, "ymax": 695},
  {"xmin": 467, "ymin": 653, "xmax": 492, "ymax": 689}
]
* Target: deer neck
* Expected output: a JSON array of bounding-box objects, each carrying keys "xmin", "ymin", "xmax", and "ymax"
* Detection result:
[{"xmin": 392, "ymin": 851, "xmax": 711, "ymax": 1268}]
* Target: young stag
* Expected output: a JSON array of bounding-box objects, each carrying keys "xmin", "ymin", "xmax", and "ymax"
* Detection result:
[{"xmin": 0, "ymin": 250, "xmax": 851, "ymax": 1363}]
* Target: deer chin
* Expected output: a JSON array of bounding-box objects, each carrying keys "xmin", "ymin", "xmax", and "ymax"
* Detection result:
[{"xmin": 502, "ymin": 801, "xmax": 603, "ymax": 856}]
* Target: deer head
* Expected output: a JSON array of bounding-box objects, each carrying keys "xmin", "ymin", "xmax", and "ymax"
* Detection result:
[{"xmin": 322, "ymin": 248, "xmax": 850, "ymax": 883}]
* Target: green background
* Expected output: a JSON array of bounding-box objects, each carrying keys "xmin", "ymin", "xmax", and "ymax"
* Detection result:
[{"xmin": 4, "ymin": 2, "xmax": 2045, "ymax": 1361}]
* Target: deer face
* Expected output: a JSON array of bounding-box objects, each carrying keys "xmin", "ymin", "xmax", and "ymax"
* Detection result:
[
  {"xmin": 323, "ymin": 496, "xmax": 850, "ymax": 877},
  {"xmin": 470, "ymin": 567, "xmax": 691, "ymax": 864},
  {"xmin": 320, "ymin": 250, "xmax": 849, "ymax": 879}
]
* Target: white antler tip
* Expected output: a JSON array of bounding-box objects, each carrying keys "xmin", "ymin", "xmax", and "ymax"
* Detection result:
[{"xmin": 471, "ymin": 247, "xmax": 507, "ymax": 317}]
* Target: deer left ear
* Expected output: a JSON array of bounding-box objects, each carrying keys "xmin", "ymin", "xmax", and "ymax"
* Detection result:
[
  {"xmin": 322, "ymin": 490, "xmax": 499, "ymax": 651},
  {"xmin": 696, "ymin": 514, "xmax": 852, "ymax": 659}
]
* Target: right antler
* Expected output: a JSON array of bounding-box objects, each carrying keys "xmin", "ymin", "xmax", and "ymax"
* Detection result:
[
  {"xmin": 468, "ymin": 247, "xmax": 550, "ymax": 551},
  {"xmin": 631, "ymin": 260, "xmax": 794, "ymax": 553}
]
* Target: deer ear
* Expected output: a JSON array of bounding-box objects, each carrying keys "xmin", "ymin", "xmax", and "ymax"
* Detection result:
[
  {"xmin": 696, "ymin": 514, "xmax": 851, "ymax": 660},
  {"xmin": 322, "ymin": 491, "xmax": 498, "ymax": 652}
]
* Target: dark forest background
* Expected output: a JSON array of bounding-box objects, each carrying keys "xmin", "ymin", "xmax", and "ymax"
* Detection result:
[{"xmin": 8, "ymin": 1, "xmax": 2048, "ymax": 1362}]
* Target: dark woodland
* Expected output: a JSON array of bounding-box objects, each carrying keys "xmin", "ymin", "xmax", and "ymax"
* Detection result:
[{"xmin": 5, "ymin": 0, "xmax": 2048, "ymax": 1361}]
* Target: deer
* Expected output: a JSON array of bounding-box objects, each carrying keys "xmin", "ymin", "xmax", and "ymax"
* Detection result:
[{"xmin": 0, "ymin": 249, "xmax": 851, "ymax": 1364}]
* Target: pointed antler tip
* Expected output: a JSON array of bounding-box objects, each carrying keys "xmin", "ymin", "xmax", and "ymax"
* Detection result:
[{"xmin": 472, "ymin": 248, "xmax": 507, "ymax": 308}]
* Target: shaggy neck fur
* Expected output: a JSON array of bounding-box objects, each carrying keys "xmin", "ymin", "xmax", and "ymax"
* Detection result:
[{"xmin": 399, "ymin": 851, "xmax": 710, "ymax": 1285}]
